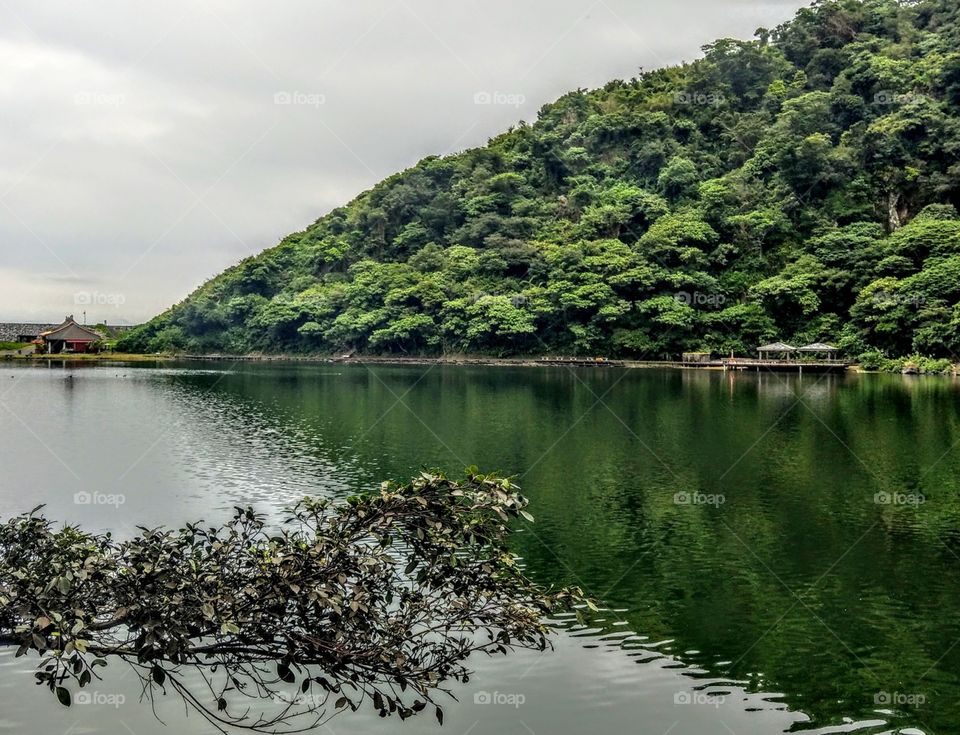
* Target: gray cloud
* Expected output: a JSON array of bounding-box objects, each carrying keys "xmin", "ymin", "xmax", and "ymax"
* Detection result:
[{"xmin": 0, "ymin": 0, "xmax": 806, "ymax": 323}]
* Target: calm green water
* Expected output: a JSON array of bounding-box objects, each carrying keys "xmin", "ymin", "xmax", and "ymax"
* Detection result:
[{"xmin": 1, "ymin": 361, "xmax": 959, "ymax": 735}]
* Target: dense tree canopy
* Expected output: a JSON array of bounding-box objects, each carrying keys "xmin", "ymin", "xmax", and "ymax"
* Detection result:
[
  {"xmin": 0, "ymin": 472, "xmax": 582, "ymax": 732},
  {"xmin": 121, "ymin": 0, "xmax": 960, "ymax": 362}
]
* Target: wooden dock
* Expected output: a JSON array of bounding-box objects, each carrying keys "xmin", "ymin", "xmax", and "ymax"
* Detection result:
[{"xmin": 680, "ymin": 358, "xmax": 852, "ymax": 373}]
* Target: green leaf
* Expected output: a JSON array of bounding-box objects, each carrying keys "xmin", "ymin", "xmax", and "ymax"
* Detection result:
[
  {"xmin": 277, "ymin": 662, "xmax": 295, "ymax": 684},
  {"xmin": 56, "ymin": 687, "xmax": 71, "ymax": 707}
]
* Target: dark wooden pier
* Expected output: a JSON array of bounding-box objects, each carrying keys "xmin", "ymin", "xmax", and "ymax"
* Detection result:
[{"xmin": 677, "ymin": 358, "xmax": 852, "ymax": 373}]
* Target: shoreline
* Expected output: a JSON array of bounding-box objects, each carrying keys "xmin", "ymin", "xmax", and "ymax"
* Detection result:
[
  {"xmin": 0, "ymin": 351, "xmax": 855, "ymax": 372},
  {"xmin": 6, "ymin": 351, "xmax": 960, "ymax": 377},
  {"xmin": 3, "ymin": 352, "xmax": 653, "ymax": 368},
  {"xmin": 0, "ymin": 352, "xmax": 168, "ymax": 362}
]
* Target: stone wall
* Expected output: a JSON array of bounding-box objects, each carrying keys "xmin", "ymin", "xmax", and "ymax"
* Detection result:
[
  {"xmin": 0, "ymin": 323, "xmax": 136, "ymax": 342},
  {"xmin": 0, "ymin": 323, "xmax": 56, "ymax": 342}
]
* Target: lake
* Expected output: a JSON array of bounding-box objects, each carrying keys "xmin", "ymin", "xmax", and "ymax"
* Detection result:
[{"xmin": 1, "ymin": 360, "xmax": 957, "ymax": 735}]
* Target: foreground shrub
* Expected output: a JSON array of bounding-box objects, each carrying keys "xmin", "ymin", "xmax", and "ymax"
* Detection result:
[{"xmin": 0, "ymin": 471, "xmax": 582, "ymax": 732}]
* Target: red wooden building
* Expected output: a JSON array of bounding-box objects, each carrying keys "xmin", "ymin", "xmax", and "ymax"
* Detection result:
[{"xmin": 38, "ymin": 316, "xmax": 103, "ymax": 354}]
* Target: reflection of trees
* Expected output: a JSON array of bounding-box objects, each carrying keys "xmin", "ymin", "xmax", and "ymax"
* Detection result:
[
  {"xmin": 169, "ymin": 364, "xmax": 960, "ymax": 731},
  {"xmin": 503, "ymin": 370, "xmax": 960, "ymax": 731}
]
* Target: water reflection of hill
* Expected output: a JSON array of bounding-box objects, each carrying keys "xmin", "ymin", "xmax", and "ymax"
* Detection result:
[
  {"xmin": 4, "ymin": 362, "xmax": 957, "ymax": 733},
  {"xmin": 158, "ymin": 363, "xmax": 958, "ymax": 733}
]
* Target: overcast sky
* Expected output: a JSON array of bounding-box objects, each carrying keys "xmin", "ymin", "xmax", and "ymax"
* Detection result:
[{"xmin": 0, "ymin": 0, "xmax": 806, "ymax": 324}]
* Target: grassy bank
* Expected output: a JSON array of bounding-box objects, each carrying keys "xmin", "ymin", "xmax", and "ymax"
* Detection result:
[
  {"xmin": 1, "ymin": 352, "xmax": 170, "ymax": 362},
  {"xmin": 857, "ymin": 351, "xmax": 958, "ymax": 376}
]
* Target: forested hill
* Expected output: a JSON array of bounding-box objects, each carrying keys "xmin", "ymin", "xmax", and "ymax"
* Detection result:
[{"xmin": 120, "ymin": 0, "xmax": 960, "ymax": 362}]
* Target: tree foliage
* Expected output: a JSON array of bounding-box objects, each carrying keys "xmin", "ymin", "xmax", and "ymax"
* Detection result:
[
  {"xmin": 0, "ymin": 472, "xmax": 583, "ymax": 733},
  {"xmin": 120, "ymin": 0, "xmax": 960, "ymax": 361}
]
